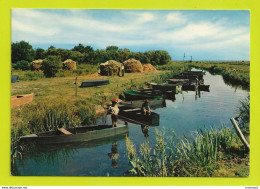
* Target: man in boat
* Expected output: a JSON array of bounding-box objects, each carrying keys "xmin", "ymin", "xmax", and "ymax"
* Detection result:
[
  {"xmin": 141, "ymin": 99, "xmax": 151, "ymax": 116},
  {"xmin": 108, "ymin": 98, "xmax": 119, "ymax": 127}
]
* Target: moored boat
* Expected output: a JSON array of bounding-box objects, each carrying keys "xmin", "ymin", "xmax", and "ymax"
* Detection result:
[
  {"xmin": 19, "ymin": 124, "xmax": 128, "ymax": 144},
  {"xmin": 80, "ymin": 80, "xmax": 109, "ymax": 87},
  {"xmin": 119, "ymin": 109, "xmax": 160, "ymax": 126},
  {"xmin": 147, "ymin": 82, "xmax": 179, "ymax": 92},
  {"xmin": 11, "ymin": 93, "xmax": 34, "ymax": 108},
  {"xmin": 123, "ymin": 90, "xmax": 163, "ymax": 101}
]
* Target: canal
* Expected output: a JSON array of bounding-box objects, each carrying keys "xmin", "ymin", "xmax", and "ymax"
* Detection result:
[{"xmin": 16, "ymin": 70, "xmax": 249, "ymax": 176}]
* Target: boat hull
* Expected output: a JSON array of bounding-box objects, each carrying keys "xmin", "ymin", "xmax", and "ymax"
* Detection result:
[
  {"xmin": 123, "ymin": 90, "xmax": 163, "ymax": 101},
  {"xmin": 119, "ymin": 109, "xmax": 160, "ymax": 126},
  {"xmin": 19, "ymin": 124, "xmax": 129, "ymax": 144},
  {"xmin": 80, "ymin": 80, "xmax": 109, "ymax": 87}
]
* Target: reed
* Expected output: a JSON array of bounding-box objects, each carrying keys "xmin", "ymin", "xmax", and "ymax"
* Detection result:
[{"xmin": 126, "ymin": 126, "xmax": 239, "ymax": 177}]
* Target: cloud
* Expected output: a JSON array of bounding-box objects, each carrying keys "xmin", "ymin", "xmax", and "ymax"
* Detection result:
[
  {"xmin": 11, "ymin": 9, "xmax": 250, "ymax": 60},
  {"xmin": 166, "ymin": 12, "xmax": 187, "ymax": 25}
]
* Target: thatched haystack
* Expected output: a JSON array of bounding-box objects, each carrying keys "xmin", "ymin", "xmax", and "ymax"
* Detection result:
[
  {"xmin": 123, "ymin": 58, "xmax": 143, "ymax": 73},
  {"xmin": 99, "ymin": 60, "xmax": 122, "ymax": 76},
  {"xmin": 63, "ymin": 59, "xmax": 77, "ymax": 70},
  {"xmin": 31, "ymin": 59, "xmax": 43, "ymax": 71},
  {"xmin": 143, "ymin": 64, "xmax": 157, "ymax": 72}
]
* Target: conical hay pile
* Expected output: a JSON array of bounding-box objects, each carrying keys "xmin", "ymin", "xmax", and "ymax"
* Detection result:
[
  {"xmin": 143, "ymin": 64, "xmax": 157, "ymax": 72},
  {"xmin": 123, "ymin": 58, "xmax": 143, "ymax": 73},
  {"xmin": 31, "ymin": 59, "xmax": 43, "ymax": 71},
  {"xmin": 100, "ymin": 60, "xmax": 122, "ymax": 76},
  {"xmin": 63, "ymin": 59, "xmax": 77, "ymax": 70}
]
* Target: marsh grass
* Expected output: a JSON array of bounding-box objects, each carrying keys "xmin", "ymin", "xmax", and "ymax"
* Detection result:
[
  {"xmin": 186, "ymin": 61, "xmax": 250, "ymax": 89},
  {"xmin": 126, "ymin": 126, "xmax": 245, "ymax": 177}
]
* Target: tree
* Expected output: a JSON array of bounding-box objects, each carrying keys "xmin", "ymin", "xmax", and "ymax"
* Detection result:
[
  {"xmin": 84, "ymin": 46, "xmax": 94, "ymax": 54},
  {"xmin": 71, "ymin": 44, "xmax": 85, "ymax": 53},
  {"xmin": 41, "ymin": 56, "xmax": 62, "ymax": 77},
  {"xmin": 11, "ymin": 41, "xmax": 35, "ymax": 63},
  {"xmin": 12, "ymin": 60, "xmax": 30, "ymax": 70},
  {"xmin": 35, "ymin": 48, "xmax": 45, "ymax": 60},
  {"xmin": 106, "ymin": 46, "xmax": 119, "ymax": 51}
]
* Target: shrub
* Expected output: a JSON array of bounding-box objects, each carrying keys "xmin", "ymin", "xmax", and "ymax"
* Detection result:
[
  {"xmin": 13, "ymin": 60, "xmax": 30, "ymax": 71},
  {"xmin": 41, "ymin": 56, "xmax": 62, "ymax": 77}
]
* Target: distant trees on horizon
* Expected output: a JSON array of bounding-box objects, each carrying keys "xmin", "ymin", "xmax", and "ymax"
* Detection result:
[{"xmin": 11, "ymin": 41, "xmax": 172, "ymax": 70}]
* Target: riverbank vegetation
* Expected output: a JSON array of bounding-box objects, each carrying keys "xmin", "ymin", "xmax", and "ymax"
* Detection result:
[
  {"xmin": 186, "ymin": 61, "xmax": 250, "ymax": 90},
  {"xmin": 125, "ymin": 96, "xmax": 250, "ymax": 177}
]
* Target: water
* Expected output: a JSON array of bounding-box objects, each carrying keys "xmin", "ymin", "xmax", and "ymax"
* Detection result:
[{"xmin": 16, "ymin": 70, "xmax": 249, "ymax": 176}]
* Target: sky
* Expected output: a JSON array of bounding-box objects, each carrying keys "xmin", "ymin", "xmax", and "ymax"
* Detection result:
[{"xmin": 12, "ymin": 9, "xmax": 250, "ymax": 61}]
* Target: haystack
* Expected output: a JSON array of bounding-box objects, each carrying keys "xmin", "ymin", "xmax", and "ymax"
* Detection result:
[
  {"xmin": 99, "ymin": 60, "xmax": 122, "ymax": 76},
  {"xmin": 31, "ymin": 59, "xmax": 43, "ymax": 71},
  {"xmin": 143, "ymin": 64, "xmax": 157, "ymax": 72},
  {"xmin": 63, "ymin": 59, "xmax": 77, "ymax": 70},
  {"xmin": 123, "ymin": 58, "xmax": 143, "ymax": 73}
]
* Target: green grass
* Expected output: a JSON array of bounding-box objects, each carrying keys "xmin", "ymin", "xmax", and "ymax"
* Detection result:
[
  {"xmin": 126, "ymin": 126, "xmax": 249, "ymax": 177},
  {"xmin": 186, "ymin": 61, "xmax": 250, "ymax": 89}
]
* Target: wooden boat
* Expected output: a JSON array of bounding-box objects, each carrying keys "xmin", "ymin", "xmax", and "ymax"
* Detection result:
[
  {"xmin": 11, "ymin": 93, "xmax": 34, "ymax": 109},
  {"xmin": 198, "ymin": 85, "xmax": 210, "ymax": 91},
  {"xmin": 147, "ymin": 82, "xmax": 179, "ymax": 92},
  {"xmin": 182, "ymin": 84, "xmax": 210, "ymax": 91},
  {"xmin": 19, "ymin": 124, "xmax": 128, "ymax": 144},
  {"xmin": 167, "ymin": 78, "xmax": 189, "ymax": 85},
  {"xmin": 11, "ymin": 75, "xmax": 19, "ymax": 83},
  {"xmin": 117, "ymin": 99, "xmax": 166, "ymax": 110},
  {"xmin": 123, "ymin": 90, "xmax": 163, "ymax": 101},
  {"xmin": 80, "ymin": 80, "xmax": 109, "ymax": 87},
  {"xmin": 119, "ymin": 109, "xmax": 160, "ymax": 126}
]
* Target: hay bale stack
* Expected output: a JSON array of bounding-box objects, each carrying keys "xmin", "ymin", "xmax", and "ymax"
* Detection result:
[
  {"xmin": 143, "ymin": 64, "xmax": 157, "ymax": 72},
  {"xmin": 62, "ymin": 59, "xmax": 77, "ymax": 70},
  {"xmin": 123, "ymin": 58, "xmax": 143, "ymax": 73},
  {"xmin": 100, "ymin": 60, "xmax": 122, "ymax": 76},
  {"xmin": 31, "ymin": 59, "xmax": 43, "ymax": 71}
]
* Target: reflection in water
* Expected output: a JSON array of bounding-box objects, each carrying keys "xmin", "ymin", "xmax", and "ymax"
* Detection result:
[
  {"xmin": 141, "ymin": 125, "xmax": 150, "ymax": 138},
  {"xmin": 107, "ymin": 141, "xmax": 119, "ymax": 168}
]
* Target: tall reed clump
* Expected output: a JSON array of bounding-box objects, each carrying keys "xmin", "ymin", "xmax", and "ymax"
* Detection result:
[
  {"xmin": 11, "ymin": 123, "xmax": 30, "ymax": 175},
  {"xmin": 126, "ymin": 126, "xmax": 235, "ymax": 177},
  {"xmin": 236, "ymin": 95, "xmax": 250, "ymax": 137},
  {"xmin": 24, "ymin": 102, "xmax": 81, "ymax": 134}
]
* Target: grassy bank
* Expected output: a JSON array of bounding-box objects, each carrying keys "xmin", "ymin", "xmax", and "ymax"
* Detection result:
[
  {"xmin": 125, "ymin": 96, "xmax": 250, "ymax": 177},
  {"xmin": 185, "ymin": 61, "xmax": 250, "ymax": 90}
]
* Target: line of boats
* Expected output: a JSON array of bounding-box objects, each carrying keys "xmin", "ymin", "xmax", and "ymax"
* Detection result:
[{"xmin": 19, "ymin": 71, "xmax": 209, "ymax": 145}]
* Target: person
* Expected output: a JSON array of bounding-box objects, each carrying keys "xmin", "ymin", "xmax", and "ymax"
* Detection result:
[
  {"xmin": 141, "ymin": 99, "xmax": 151, "ymax": 116},
  {"xmin": 108, "ymin": 98, "xmax": 119, "ymax": 127},
  {"xmin": 195, "ymin": 76, "xmax": 200, "ymax": 86}
]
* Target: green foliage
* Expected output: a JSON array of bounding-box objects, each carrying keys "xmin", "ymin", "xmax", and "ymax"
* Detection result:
[
  {"xmin": 106, "ymin": 45, "xmax": 119, "ymax": 51},
  {"xmin": 74, "ymin": 100, "xmax": 96, "ymax": 125},
  {"xmin": 126, "ymin": 126, "xmax": 237, "ymax": 177},
  {"xmin": 71, "ymin": 43, "xmax": 85, "ymax": 53},
  {"xmin": 145, "ymin": 50, "xmax": 172, "ymax": 65},
  {"xmin": 12, "ymin": 41, "xmax": 35, "ymax": 63},
  {"xmin": 12, "ymin": 60, "xmax": 30, "ymax": 71},
  {"xmin": 24, "ymin": 102, "xmax": 80, "ymax": 133},
  {"xmin": 35, "ymin": 48, "xmax": 45, "ymax": 59},
  {"xmin": 42, "ymin": 56, "xmax": 62, "ymax": 77},
  {"xmin": 236, "ymin": 96, "xmax": 250, "ymax": 137}
]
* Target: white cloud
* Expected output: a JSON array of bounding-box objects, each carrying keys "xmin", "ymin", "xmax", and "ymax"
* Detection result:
[{"xmin": 166, "ymin": 12, "xmax": 187, "ymax": 25}]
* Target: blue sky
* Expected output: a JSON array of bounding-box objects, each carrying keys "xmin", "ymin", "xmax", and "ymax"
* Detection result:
[{"xmin": 12, "ymin": 9, "xmax": 250, "ymax": 61}]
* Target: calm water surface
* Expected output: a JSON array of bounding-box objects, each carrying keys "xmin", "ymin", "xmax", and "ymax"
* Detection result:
[{"xmin": 16, "ymin": 70, "xmax": 249, "ymax": 176}]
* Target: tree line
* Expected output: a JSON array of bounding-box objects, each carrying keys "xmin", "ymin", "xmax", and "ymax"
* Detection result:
[{"xmin": 11, "ymin": 41, "xmax": 172, "ymax": 71}]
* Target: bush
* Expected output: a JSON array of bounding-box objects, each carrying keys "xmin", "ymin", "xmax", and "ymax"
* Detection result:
[
  {"xmin": 42, "ymin": 56, "xmax": 62, "ymax": 77},
  {"xmin": 13, "ymin": 60, "xmax": 30, "ymax": 71}
]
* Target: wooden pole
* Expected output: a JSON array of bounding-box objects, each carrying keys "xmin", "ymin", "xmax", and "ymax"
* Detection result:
[
  {"xmin": 74, "ymin": 77, "xmax": 78, "ymax": 96},
  {"xmin": 230, "ymin": 117, "xmax": 250, "ymax": 150}
]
